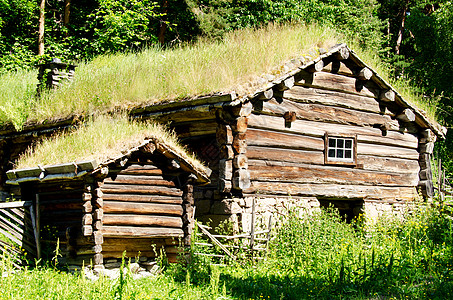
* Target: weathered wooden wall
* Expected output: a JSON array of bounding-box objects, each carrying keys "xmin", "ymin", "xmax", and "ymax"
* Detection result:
[
  {"xmin": 98, "ymin": 163, "xmax": 187, "ymax": 263},
  {"xmin": 245, "ymin": 67, "xmax": 421, "ymax": 204}
]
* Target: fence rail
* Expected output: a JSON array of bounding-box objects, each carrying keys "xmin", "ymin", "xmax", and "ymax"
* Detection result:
[{"xmin": 0, "ymin": 201, "xmax": 37, "ymax": 268}]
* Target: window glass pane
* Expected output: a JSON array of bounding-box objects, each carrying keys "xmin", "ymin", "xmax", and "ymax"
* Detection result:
[
  {"xmin": 337, "ymin": 149, "xmax": 343, "ymax": 158},
  {"xmin": 337, "ymin": 139, "xmax": 344, "ymax": 148},
  {"xmin": 345, "ymin": 139, "xmax": 352, "ymax": 148},
  {"xmin": 328, "ymin": 149, "xmax": 336, "ymax": 158},
  {"xmin": 329, "ymin": 138, "xmax": 336, "ymax": 147},
  {"xmin": 345, "ymin": 150, "xmax": 352, "ymax": 158}
]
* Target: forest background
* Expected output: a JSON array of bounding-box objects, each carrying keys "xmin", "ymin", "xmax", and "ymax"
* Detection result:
[{"xmin": 1, "ymin": 0, "xmax": 452, "ymax": 173}]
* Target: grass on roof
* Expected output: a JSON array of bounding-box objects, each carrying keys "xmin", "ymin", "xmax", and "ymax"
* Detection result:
[
  {"xmin": 0, "ymin": 23, "xmax": 438, "ymax": 131},
  {"xmin": 15, "ymin": 114, "xmax": 205, "ymax": 171},
  {"xmin": 1, "ymin": 24, "xmax": 338, "ymax": 129}
]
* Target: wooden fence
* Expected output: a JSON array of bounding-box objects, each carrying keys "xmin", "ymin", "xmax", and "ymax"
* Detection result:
[
  {"xmin": 435, "ymin": 160, "xmax": 453, "ymax": 207},
  {"xmin": 193, "ymin": 199, "xmax": 273, "ymax": 264},
  {"xmin": 0, "ymin": 201, "xmax": 38, "ymax": 268}
]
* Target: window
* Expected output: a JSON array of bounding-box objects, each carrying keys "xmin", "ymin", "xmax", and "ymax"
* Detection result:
[{"xmin": 325, "ymin": 134, "xmax": 356, "ymax": 165}]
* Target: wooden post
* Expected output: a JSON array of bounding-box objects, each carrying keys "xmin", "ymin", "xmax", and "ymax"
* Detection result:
[
  {"xmin": 38, "ymin": 0, "xmax": 45, "ymax": 56},
  {"xmin": 30, "ymin": 195, "xmax": 41, "ymax": 260},
  {"xmin": 250, "ymin": 198, "xmax": 255, "ymax": 259}
]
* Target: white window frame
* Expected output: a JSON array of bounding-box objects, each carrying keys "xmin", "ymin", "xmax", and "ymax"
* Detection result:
[{"xmin": 324, "ymin": 133, "xmax": 357, "ymax": 166}]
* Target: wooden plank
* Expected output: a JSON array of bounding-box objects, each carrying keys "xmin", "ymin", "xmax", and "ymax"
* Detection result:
[
  {"xmin": 296, "ymin": 71, "xmax": 379, "ymax": 98},
  {"xmin": 248, "ymin": 160, "xmax": 419, "ymax": 187},
  {"xmin": 103, "ymin": 177, "xmax": 175, "ymax": 187},
  {"xmin": 247, "ymin": 146, "xmax": 419, "ymax": 173},
  {"xmin": 284, "ymin": 86, "xmax": 382, "ymax": 114},
  {"xmin": 102, "ymin": 237, "xmax": 176, "ymax": 248},
  {"xmin": 118, "ymin": 168, "xmax": 163, "ymax": 176},
  {"xmin": 358, "ymin": 155, "xmax": 420, "ymax": 173},
  {"xmin": 172, "ymin": 120, "xmax": 218, "ymax": 138},
  {"xmin": 244, "ymin": 182, "xmax": 417, "ymax": 201},
  {"xmin": 358, "ymin": 143, "xmax": 419, "ymax": 160},
  {"xmin": 102, "ymin": 194, "xmax": 183, "ymax": 204},
  {"xmin": 261, "ymin": 98, "xmax": 398, "ymax": 128},
  {"xmin": 102, "ymin": 243, "xmax": 179, "ymax": 253},
  {"xmin": 101, "ymin": 226, "xmax": 184, "ymax": 238},
  {"xmin": 247, "ymin": 128, "xmax": 324, "ymax": 151},
  {"xmin": 101, "ymin": 185, "xmax": 182, "ymax": 197},
  {"xmin": 103, "ymin": 214, "xmax": 183, "ymax": 227},
  {"xmin": 103, "ymin": 201, "xmax": 183, "ymax": 216},
  {"xmin": 249, "ymin": 114, "xmax": 419, "ymax": 149},
  {"xmin": 0, "ymin": 201, "xmax": 32, "ymax": 209}
]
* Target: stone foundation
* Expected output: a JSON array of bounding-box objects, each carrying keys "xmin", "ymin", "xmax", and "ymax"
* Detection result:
[{"xmin": 195, "ymin": 196, "xmax": 416, "ymax": 231}]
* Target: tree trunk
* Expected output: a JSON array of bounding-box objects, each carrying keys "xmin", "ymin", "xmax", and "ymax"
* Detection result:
[
  {"xmin": 38, "ymin": 0, "xmax": 45, "ymax": 56},
  {"xmin": 158, "ymin": 0, "xmax": 168, "ymax": 45},
  {"xmin": 64, "ymin": 0, "xmax": 71, "ymax": 36},
  {"xmin": 395, "ymin": 0, "xmax": 410, "ymax": 55}
]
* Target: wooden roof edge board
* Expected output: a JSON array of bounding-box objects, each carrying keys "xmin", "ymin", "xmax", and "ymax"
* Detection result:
[
  {"xmin": 345, "ymin": 46, "xmax": 446, "ymax": 139},
  {"xmin": 88, "ymin": 138, "xmax": 211, "ymax": 184},
  {"xmin": 6, "ymin": 170, "xmax": 90, "ymax": 185},
  {"xmin": 0, "ymin": 201, "xmax": 32, "ymax": 209},
  {"xmin": 7, "ymin": 160, "xmax": 97, "ymax": 181},
  {"xmin": 153, "ymin": 140, "xmax": 212, "ymax": 183}
]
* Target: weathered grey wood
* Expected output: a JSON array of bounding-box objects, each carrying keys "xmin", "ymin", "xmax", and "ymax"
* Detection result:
[
  {"xmin": 334, "ymin": 47, "xmax": 349, "ymax": 60},
  {"xmin": 419, "ymin": 142, "xmax": 434, "ymax": 154},
  {"xmin": 232, "ymin": 169, "xmax": 251, "ymax": 190},
  {"xmin": 358, "ymin": 143, "xmax": 419, "ymax": 159},
  {"xmin": 260, "ymin": 98, "xmax": 398, "ymax": 128},
  {"xmin": 82, "ymin": 214, "xmax": 93, "ymax": 225},
  {"xmin": 101, "ymin": 193, "xmax": 183, "ymax": 204},
  {"xmin": 379, "ymin": 90, "xmax": 395, "ymax": 102},
  {"xmin": 357, "ymin": 67, "xmax": 373, "ymax": 80},
  {"xmin": 233, "ymin": 154, "xmax": 248, "ymax": 169},
  {"xmin": 216, "ymin": 125, "xmax": 233, "ymax": 145},
  {"xmin": 103, "ymin": 214, "xmax": 182, "ymax": 227},
  {"xmin": 82, "ymin": 225, "xmax": 93, "ymax": 236},
  {"xmin": 103, "ymin": 201, "xmax": 183, "ymax": 216},
  {"xmin": 219, "ymin": 159, "xmax": 233, "ymax": 180},
  {"xmin": 231, "ymin": 102, "xmax": 253, "ymax": 117},
  {"xmin": 172, "ymin": 120, "xmax": 218, "ymax": 138},
  {"xmin": 284, "ymin": 86, "xmax": 383, "ymax": 114},
  {"xmin": 295, "ymin": 71, "xmax": 378, "ymax": 98},
  {"xmin": 0, "ymin": 201, "xmax": 32, "ymax": 209},
  {"xmin": 101, "ymin": 184, "xmax": 183, "ymax": 197},
  {"xmin": 276, "ymin": 76, "xmax": 295, "ymax": 91},
  {"xmin": 247, "ymin": 145, "xmax": 325, "ymax": 165},
  {"xmin": 246, "ymin": 128, "xmax": 324, "ymax": 151},
  {"xmin": 248, "ymin": 160, "xmax": 419, "ymax": 186},
  {"xmin": 249, "ymin": 114, "xmax": 419, "ymax": 149},
  {"xmin": 232, "ymin": 133, "xmax": 247, "ymax": 154},
  {"xmin": 323, "ymin": 61, "xmax": 354, "ymax": 76},
  {"xmin": 244, "ymin": 182, "xmax": 417, "ymax": 201},
  {"xmin": 397, "ymin": 109, "xmax": 416, "ymax": 122},
  {"xmin": 101, "ymin": 226, "xmax": 184, "ymax": 238},
  {"xmin": 258, "ymin": 89, "xmax": 273, "ymax": 100},
  {"xmin": 231, "ymin": 117, "xmax": 248, "ymax": 133},
  {"xmin": 419, "ymin": 180, "xmax": 434, "ymax": 197}
]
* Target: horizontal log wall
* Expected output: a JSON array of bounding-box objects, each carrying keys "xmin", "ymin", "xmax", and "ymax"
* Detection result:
[
  {"xmin": 99, "ymin": 163, "xmax": 185, "ymax": 260},
  {"xmin": 248, "ymin": 69, "xmax": 421, "ymax": 202}
]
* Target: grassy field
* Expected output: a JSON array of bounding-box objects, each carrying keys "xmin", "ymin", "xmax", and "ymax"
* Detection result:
[
  {"xmin": 0, "ymin": 23, "xmax": 438, "ymax": 131},
  {"xmin": 1, "ymin": 202, "xmax": 452, "ymax": 299}
]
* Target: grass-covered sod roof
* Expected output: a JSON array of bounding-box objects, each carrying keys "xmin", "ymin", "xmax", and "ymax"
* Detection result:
[
  {"xmin": 0, "ymin": 24, "xmax": 439, "ymax": 131},
  {"xmin": 15, "ymin": 115, "xmax": 207, "ymax": 176}
]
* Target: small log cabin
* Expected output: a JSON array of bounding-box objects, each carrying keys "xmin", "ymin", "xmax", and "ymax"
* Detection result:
[
  {"xmin": 5, "ymin": 138, "xmax": 210, "ymax": 268},
  {"xmin": 0, "ymin": 44, "xmax": 447, "ymax": 235}
]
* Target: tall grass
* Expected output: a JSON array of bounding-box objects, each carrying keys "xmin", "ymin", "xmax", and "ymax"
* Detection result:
[
  {"xmin": 1, "ymin": 202, "xmax": 452, "ymax": 299},
  {"xmin": 16, "ymin": 114, "xmax": 204, "ymax": 170},
  {"xmin": 1, "ymin": 24, "xmax": 338, "ymax": 129}
]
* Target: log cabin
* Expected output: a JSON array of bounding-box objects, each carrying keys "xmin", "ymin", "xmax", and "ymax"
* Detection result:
[
  {"xmin": 0, "ymin": 43, "xmax": 447, "ymax": 237},
  {"xmin": 5, "ymin": 137, "xmax": 210, "ymax": 268}
]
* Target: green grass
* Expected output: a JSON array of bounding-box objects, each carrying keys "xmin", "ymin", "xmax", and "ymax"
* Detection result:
[
  {"xmin": 0, "ymin": 24, "xmax": 338, "ymax": 130},
  {"xmin": 0, "ymin": 23, "xmax": 438, "ymax": 131},
  {"xmin": 15, "ymin": 114, "xmax": 205, "ymax": 171},
  {"xmin": 1, "ymin": 202, "xmax": 452, "ymax": 299}
]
